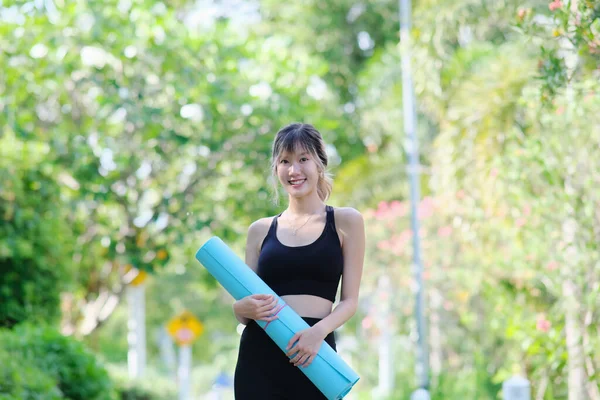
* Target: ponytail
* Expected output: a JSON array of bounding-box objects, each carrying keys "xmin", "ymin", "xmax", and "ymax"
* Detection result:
[{"xmin": 317, "ymin": 171, "xmax": 333, "ymax": 201}]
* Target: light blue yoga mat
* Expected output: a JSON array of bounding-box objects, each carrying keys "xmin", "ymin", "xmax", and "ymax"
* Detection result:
[{"xmin": 195, "ymin": 236, "xmax": 360, "ymax": 400}]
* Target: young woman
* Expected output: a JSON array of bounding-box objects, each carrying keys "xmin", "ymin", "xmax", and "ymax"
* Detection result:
[{"xmin": 232, "ymin": 123, "xmax": 365, "ymax": 399}]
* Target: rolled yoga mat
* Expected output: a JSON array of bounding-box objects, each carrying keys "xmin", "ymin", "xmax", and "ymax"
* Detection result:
[{"xmin": 195, "ymin": 236, "xmax": 360, "ymax": 400}]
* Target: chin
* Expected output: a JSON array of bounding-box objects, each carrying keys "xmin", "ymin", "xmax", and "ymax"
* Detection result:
[{"xmin": 287, "ymin": 188, "xmax": 315, "ymax": 199}]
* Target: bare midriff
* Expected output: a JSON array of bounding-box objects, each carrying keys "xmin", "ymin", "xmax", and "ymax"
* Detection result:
[{"xmin": 281, "ymin": 294, "xmax": 333, "ymax": 319}]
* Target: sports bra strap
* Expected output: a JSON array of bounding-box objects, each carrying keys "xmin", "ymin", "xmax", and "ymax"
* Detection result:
[
  {"xmin": 267, "ymin": 214, "xmax": 281, "ymax": 237},
  {"xmin": 326, "ymin": 205, "xmax": 337, "ymax": 232}
]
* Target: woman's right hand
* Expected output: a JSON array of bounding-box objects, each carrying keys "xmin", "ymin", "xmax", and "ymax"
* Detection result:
[{"xmin": 233, "ymin": 294, "xmax": 280, "ymax": 322}]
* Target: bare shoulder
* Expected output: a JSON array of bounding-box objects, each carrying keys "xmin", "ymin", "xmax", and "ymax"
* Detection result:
[
  {"xmin": 332, "ymin": 207, "xmax": 364, "ymax": 229},
  {"xmin": 248, "ymin": 217, "xmax": 274, "ymax": 236},
  {"xmin": 246, "ymin": 216, "xmax": 276, "ymax": 249}
]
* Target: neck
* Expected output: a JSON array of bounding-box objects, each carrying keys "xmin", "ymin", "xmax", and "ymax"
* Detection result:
[{"xmin": 286, "ymin": 194, "xmax": 325, "ymax": 216}]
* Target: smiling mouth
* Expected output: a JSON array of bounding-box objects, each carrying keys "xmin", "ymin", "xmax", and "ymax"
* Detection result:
[{"xmin": 288, "ymin": 179, "xmax": 306, "ymax": 186}]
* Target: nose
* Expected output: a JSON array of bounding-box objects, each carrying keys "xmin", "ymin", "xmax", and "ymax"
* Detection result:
[{"xmin": 289, "ymin": 161, "xmax": 301, "ymax": 174}]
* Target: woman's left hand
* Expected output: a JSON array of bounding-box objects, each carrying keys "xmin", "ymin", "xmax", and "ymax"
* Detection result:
[{"xmin": 285, "ymin": 325, "xmax": 328, "ymax": 368}]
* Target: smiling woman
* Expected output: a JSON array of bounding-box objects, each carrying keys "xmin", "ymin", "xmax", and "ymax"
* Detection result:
[{"xmin": 231, "ymin": 123, "xmax": 366, "ymax": 399}]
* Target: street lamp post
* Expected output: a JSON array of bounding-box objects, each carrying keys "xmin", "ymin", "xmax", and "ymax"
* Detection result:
[{"xmin": 398, "ymin": 0, "xmax": 430, "ymax": 395}]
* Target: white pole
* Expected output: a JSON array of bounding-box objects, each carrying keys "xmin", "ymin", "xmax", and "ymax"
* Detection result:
[
  {"xmin": 127, "ymin": 283, "xmax": 146, "ymax": 379},
  {"xmin": 158, "ymin": 327, "xmax": 177, "ymax": 378},
  {"xmin": 178, "ymin": 344, "xmax": 192, "ymax": 400},
  {"xmin": 502, "ymin": 376, "xmax": 531, "ymax": 400},
  {"xmin": 399, "ymin": 0, "xmax": 430, "ymax": 393},
  {"xmin": 377, "ymin": 276, "xmax": 394, "ymax": 396},
  {"xmin": 379, "ymin": 326, "xmax": 393, "ymax": 394}
]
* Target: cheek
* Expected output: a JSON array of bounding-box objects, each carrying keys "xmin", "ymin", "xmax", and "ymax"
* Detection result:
[{"xmin": 276, "ymin": 166, "xmax": 287, "ymax": 180}]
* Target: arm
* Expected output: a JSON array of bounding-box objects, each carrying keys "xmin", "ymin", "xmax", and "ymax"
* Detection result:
[
  {"xmin": 314, "ymin": 207, "xmax": 365, "ymax": 336},
  {"xmin": 233, "ymin": 219, "xmax": 279, "ymax": 325},
  {"xmin": 233, "ymin": 220, "xmax": 263, "ymax": 325},
  {"xmin": 286, "ymin": 207, "xmax": 365, "ymax": 366}
]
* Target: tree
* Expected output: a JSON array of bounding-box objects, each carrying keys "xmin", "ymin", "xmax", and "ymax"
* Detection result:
[{"xmin": 0, "ymin": 0, "xmax": 354, "ymax": 336}]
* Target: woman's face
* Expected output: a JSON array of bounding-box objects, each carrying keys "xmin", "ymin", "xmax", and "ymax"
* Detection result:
[{"xmin": 276, "ymin": 146, "xmax": 320, "ymax": 199}]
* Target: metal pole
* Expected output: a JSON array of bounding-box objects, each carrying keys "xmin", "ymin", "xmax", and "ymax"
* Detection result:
[
  {"xmin": 377, "ymin": 276, "xmax": 394, "ymax": 396},
  {"xmin": 178, "ymin": 344, "xmax": 192, "ymax": 400},
  {"xmin": 399, "ymin": 0, "xmax": 430, "ymax": 393},
  {"xmin": 127, "ymin": 284, "xmax": 146, "ymax": 379}
]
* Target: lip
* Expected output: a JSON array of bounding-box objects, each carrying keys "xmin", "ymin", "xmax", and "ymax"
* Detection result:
[{"xmin": 288, "ymin": 178, "xmax": 306, "ymax": 187}]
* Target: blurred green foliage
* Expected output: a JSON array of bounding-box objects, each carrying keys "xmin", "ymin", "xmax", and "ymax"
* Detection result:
[
  {"xmin": 0, "ymin": 325, "xmax": 113, "ymax": 400},
  {"xmin": 0, "ymin": 0, "xmax": 598, "ymax": 398}
]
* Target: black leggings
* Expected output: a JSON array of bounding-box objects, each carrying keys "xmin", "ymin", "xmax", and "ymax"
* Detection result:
[{"xmin": 234, "ymin": 317, "xmax": 337, "ymax": 399}]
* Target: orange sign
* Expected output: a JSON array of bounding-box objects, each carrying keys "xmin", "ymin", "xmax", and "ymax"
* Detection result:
[
  {"xmin": 166, "ymin": 311, "xmax": 204, "ymax": 345},
  {"xmin": 130, "ymin": 270, "xmax": 148, "ymax": 286},
  {"xmin": 124, "ymin": 265, "xmax": 148, "ymax": 286}
]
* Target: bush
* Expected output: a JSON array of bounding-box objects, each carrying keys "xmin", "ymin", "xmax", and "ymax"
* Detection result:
[
  {"xmin": 0, "ymin": 325, "xmax": 114, "ymax": 400},
  {"xmin": 107, "ymin": 364, "xmax": 178, "ymax": 400},
  {"xmin": 0, "ymin": 257, "xmax": 63, "ymax": 328},
  {"xmin": 0, "ymin": 146, "xmax": 73, "ymax": 329},
  {"xmin": 0, "ymin": 348, "xmax": 64, "ymax": 400}
]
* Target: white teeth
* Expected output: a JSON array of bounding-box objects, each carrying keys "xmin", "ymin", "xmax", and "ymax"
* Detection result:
[{"xmin": 290, "ymin": 179, "xmax": 305, "ymax": 185}]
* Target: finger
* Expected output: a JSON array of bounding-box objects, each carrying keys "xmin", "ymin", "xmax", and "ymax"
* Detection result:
[
  {"xmin": 265, "ymin": 298, "xmax": 279, "ymax": 309},
  {"xmin": 258, "ymin": 310, "xmax": 279, "ymax": 319},
  {"xmin": 301, "ymin": 354, "xmax": 315, "ymax": 368},
  {"xmin": 294, "ymin": 353, "xmax": 311, "ymax": 367},
  {"xmin": 254, "ymin": 298, "xmax": 274, "ymax": 310},
  {"xmin": 289, "ymin": 352, "xmax": 303, "ymax": 364},
  {"xmin": 252, "ymin": 294, "xmax": 273, "ymax": 301},
  {"xmin": 286, "ymin": 334, "xmax": 300, "ymax": 350},
  {"xmin": 260, "ymin": 315, "xmax": 279, "ymax": 322},
  {"xmin": 256, "ymin": 306, "xmax": 276, "ymax": 317},
  {"xmin": 286, "ymin": 342, "xmax": 302, "ymax": 356},
  {"xmin": 258, "ymin": 300, "xmax": 279, "ymax": 312}
]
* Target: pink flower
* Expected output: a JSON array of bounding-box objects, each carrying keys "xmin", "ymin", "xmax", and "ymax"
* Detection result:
[
  {"xmin": 400, "ymin": 229, "xmax": 412, "ymax": 239},
  {"xmin": 546, "ymin": 261, "xmax": 559, "ymax": 271},
  {"xmin": 516, "ymin": 217, "xmax": 527, "ymax": 227},
  {"xmin": 390, "ymin": 200, "xmax": 408, "ymax": 218},
  {"xmin": 456, "ymin": 190, "xmax": 466, "ymax": 199},
  {"xmin": 490, "ymin": 168, "xmax": 499, "ymax": 178},
  {"xmin": 536, "ymin": 315, "xmax": 551, "ymax": 332},
  {"xmin": 362, "ymin": 316, "xmax": 373, "ymax": 330},
  {"xmin": 377, "ymin": 240, "xmax": 390, "ymax": 251},
  {"xmin": 523, "ymin": 204, "xmax": 532, "ymax": 217},
  {"xmin": 418, "ymin": 197, "xmax": 435, "ymax": 219},
  {"xmin": 437, "ymin": 226, "xmax": 452, "ymax": 237},
  {"xmin": 549, "ymin": 0, "xmax": 563, "ymax": 11},
  {"xmin": 375, "ymin": 201, "xmax": 390, "ymax": 219},
  {"xmin": 390, "ymin": 230, "xmax": 412, "ymax": 255}
]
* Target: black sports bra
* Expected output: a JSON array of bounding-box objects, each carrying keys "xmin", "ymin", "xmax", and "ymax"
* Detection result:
[{"xmin": 257, "ymin": 205, "xmax": 344, "ymax": 303}]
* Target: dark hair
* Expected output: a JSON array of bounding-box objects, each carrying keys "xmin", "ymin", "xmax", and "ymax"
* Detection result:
[{"xmin": 271, "ymin": 123, "xmax": 333, "ymax": 204}]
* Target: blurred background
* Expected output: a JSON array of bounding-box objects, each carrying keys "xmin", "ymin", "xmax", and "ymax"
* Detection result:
[{"xmin": 1, "ymin": 0, "xmax": 599, "ymax": 399}]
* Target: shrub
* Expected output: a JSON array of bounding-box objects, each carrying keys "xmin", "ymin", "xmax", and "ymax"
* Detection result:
[
  {"xmin": 0, "ymin": 348, "xmax": 64, "ymax": 400},
  {"xmin": 107, "ymin": 364, "xmax": 178, "ymax": 400},
  {"xmin": 0, "ymin": 148, "xmax": 72, "ymax": 328},
  {"xmin": 0, "ymin": 325, "xmax": 114, "ymax": 400}
]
